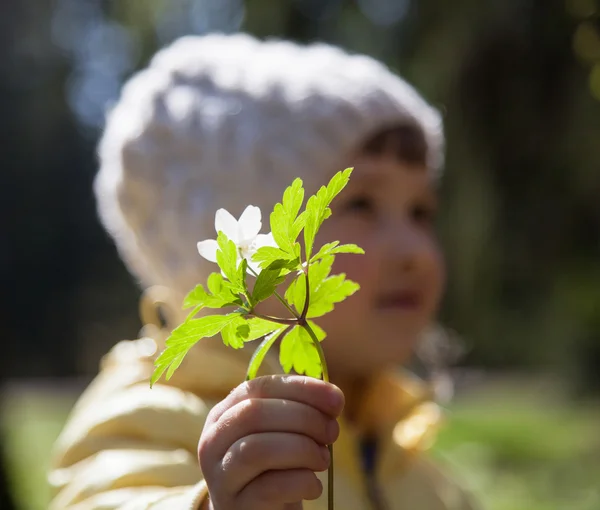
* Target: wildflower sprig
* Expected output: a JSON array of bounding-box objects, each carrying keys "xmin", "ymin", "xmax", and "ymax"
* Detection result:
[{"xmin": 150, "ymin": 168, "xmax": 363, "ymax": 509}]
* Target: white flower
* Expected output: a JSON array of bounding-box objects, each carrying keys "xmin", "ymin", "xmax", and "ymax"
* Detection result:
[{"xmin": 197, "ymin": 205, "xmax": 277, "ymax": 274}]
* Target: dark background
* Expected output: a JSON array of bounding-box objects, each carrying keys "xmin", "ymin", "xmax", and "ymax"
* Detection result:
[
  {"xmin": 2, "ymin": 1, "xmax": 600, "ymax": 509},
  {"xmin": 2, "ymin": 0, "xmax": 599, "ymax": 388}
]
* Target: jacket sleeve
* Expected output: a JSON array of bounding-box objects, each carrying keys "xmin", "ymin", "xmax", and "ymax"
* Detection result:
[
  {"xmin": 397, "ymin": 455, "xmax": 483, "ymax": 510},
  {"xmin": 48, "ymin": 343, "xmax": 212, "ymax": 510}
]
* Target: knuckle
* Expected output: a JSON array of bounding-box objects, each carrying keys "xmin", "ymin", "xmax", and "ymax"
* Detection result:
[
  {"xmin": 246, "ymin": 375, "xmax": 271, "ymax": 398},
  {"xmin": 232, "ymin": 436, "xmax": 263, "ymax": 469},
  {"xmin": 237, "ymin": 398, "xmax": 265, "ymax": 429}
]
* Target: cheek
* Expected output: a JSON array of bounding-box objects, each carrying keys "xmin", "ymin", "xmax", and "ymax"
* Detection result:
[
  {"xmin": 332, "ymin": 248, "xmax": 378, "ymax": 289},
  {"xmin": 429, "ymin": 244, "xmax": 446, "ymax": 305}
]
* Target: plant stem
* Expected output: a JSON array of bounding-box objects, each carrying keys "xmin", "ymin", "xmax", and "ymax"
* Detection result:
[
  {"xmin": 246, "ymin": 265, "xmax": 301, "ymax": 319},
  {"xmin": 300, "ymin": 268, "xmax": 310, "ymax": 320},
  {"xmin": 302, "ymin": 320, "xmax": 333, "ymax": 510},
  {"xmin": 251, "ymin": 313, "xmax": 297, "ymax": 326},
  {"xmin": 273, "ymin": 289, "xmax": 301, "ymax": 319}
]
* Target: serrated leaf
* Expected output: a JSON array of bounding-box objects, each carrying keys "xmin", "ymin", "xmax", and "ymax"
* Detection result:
[
  {"xmin": 183, "ymin": 282, "xmax": 242, "ymax": 310},
  {"xmin": 311, "ymin": 242, "xmax": 364, "ymax": 263},
  {"xmin": 246, "ymin": 326, "xmax": 288, "ymax": 380},
  {"xmin": 238, "ymin": 258, "xmax": 249, "ymax": 293},
  {"xmin": 270, "ymin": 178, "xmax": 305, "ymax": 254},
  {"xmin": 285, "ymin": 272, "xmax": 305, "ymax": 314},
  {"xmin": 279, "ymin": 326, "xmax": 322, "ymax": 379},
  {"xmin": 283, "ymin": 178, "xmax": 304, "ymax": 221},
  {"xmin": 284, "ymin": 256, "xmax": 334, "ymax": 314},
  {"xmin": 252, "ymin": 246, "xmax": 299, "ymax": 272},
  {"xmin": 252, "ymin": 268, "xmax": 286, "ymax": 303},
  {"xmin": 183, "ymin": 284, "xmax": 209, "ymax": 309},
  {"xmin": 309, "ymin": 255, "xmax": 334, "ymax": 289},
  {"xmin": 325, "ymin": 168, "xmax": 353, "ymax": 204},
  {"xmin": 216, "ymin": 231, "xmax": 242, "ymax": 288},
  {"xmin": 284, "ymin": 256, "xmax": 358, "ymax": 318},
  {"xmin": 306, "ymin": 320, "xmax": 327, "ymax": 341},
  {"xmin": 270, "ymin": 204, "xmax": 290, "ymax": 253},
  {"xmin": 207, "ymin": 272, "xmax": 223, "ymax": 295},
  {"xmin": 244, "ymin": 317, "xmax": 285, "ymax": 342},
  {"xmin": 307, "ymin": 275, "xmax": 360, "ymax": 318},
  {"xmin": 151, "ymin": 313, "xmax": 242, "ymax": 386},
  {"xmin": 220, "ymin": 315, "xmax": 248, "ymax": 349},
  {"xmin": 303, "ymin": 168, "xmax": 353, "ymax": 259},
  {"xmin": 292, "ymin": 211, "xmax": 307, "ymax": 241}
]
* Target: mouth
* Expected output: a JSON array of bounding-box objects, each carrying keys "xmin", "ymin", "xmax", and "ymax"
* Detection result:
[{"xmin": 377, "ymin": 290, "xmax": 422, "ymax": 311}]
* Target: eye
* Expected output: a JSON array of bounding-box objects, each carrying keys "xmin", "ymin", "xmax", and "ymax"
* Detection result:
[
  {"xmin": 410, "ymin": 202, "xmax": 437, "ymax": 227},
  {"xmin": 342, "ymin": 194, "xmax": 376, "ymax": 217}
]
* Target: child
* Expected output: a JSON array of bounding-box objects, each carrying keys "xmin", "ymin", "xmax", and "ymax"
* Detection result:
[{"xmin": 49, "ymin": 33, "xmax": 478, "ymax": 510}]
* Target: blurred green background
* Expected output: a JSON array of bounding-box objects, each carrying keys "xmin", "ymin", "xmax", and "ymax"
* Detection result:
[{"xmin": 1, "ymin": 0, "xmax": 599, "ymax": 508}]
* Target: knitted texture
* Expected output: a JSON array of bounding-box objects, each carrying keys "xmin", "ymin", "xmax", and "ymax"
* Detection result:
[{"xmin": 95, "ymin": 33, "xmax": 444, "ymax": 305}]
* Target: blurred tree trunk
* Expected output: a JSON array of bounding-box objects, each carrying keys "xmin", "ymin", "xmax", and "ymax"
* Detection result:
[{"xmin": 0, "ymin": 449, "xmax": 16, "ymax": 510}]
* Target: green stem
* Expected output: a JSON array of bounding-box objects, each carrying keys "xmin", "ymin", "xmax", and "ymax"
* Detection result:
[
  {"xmin": 302, "ymin": 320, "xmax": 333, "ymax": 510},
  {"xmin": 251, "ymin": 312, "xmax": 297, "ymax": 326},
  {"xmin": 300, "ymin": 267, "xmax": 310, "ymax": 320},
  {"xmin": 246, "ymin": 265, "xmax": 301, "ymax": 319},
  {"xmin": 273, "ymin": 289, "xmax": 301, "ymax": 319}
]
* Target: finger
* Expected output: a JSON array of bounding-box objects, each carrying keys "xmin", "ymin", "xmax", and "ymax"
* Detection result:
[
  {"xmin": 220, "ymin": 432, "xmax": 330, "ymax": 495},
  {"xmin": 238, "ymin": 469, "xmax": 322, "ymax": 509},
  {"xmin": 201, "ymin": 398, "xmax": 339, "ymax": 465},
  {"xmin": 208, "ymin": 375, "xmax": 344, "ymax": 424}
]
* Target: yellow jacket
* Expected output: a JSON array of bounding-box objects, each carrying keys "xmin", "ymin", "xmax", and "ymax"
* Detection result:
[{"xmin": 49, "ymin": 335, "xmax": 478, "ymax": 510}]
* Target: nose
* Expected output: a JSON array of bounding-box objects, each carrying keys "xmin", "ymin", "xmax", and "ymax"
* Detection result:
[{"xmin": 382, "ymin": 219, "xmax": 434, "ymax": 272}]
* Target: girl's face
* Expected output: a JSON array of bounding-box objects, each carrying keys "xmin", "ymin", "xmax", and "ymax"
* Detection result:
[{"xmin": 314, "ymin": 154, "xmax": 445, "ymax": 378}]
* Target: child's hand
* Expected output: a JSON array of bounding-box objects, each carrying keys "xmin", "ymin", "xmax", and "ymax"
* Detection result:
[{"xmin": 198, "ymin": 375, "xmax": 344, "ymax": 510}]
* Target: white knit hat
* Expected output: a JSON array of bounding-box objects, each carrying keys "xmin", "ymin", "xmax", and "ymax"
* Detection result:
[{"xmin": 94, "ymin": 33, "xmax": 444, "ymax": 307}]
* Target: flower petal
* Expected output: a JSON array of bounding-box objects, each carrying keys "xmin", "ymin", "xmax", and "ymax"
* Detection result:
[
  {"xmin": 215, "ymin": 208, "xmax": 239, "ymax": 243},
  {"xmin": 253, "ymin": 232, "xmax": 278, "ymax": 250},
  {"xmin": 197, "ymin": 239, "xmax": 219, "ymax": 263},
  {"xmin": 238, "ymin": 205, "xmax": 262, "ymax": 243}
]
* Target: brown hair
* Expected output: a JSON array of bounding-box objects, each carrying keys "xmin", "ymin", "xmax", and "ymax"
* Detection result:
[{"xmin": 359, "ymin": 123, "xmax": 428, "ymax": 167}]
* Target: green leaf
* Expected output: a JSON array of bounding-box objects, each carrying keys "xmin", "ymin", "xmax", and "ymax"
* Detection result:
[
  {"xmin": 216, "ymin": 231, "xmax": 242, "ymax": 288},
  {"xmin": 284, "ymin": 272, "xmax": 306, "ymax": 314},
  {"xmin": 306, "ymin": 320, "xmax": 327, "ymax": 342},
  {"xmin": 252, "ymin": 246, "xmax": 299, "ymax": 273},
  {"xmin": 283, "ymin": 178, "xmax": 305, "ymax": 222},
  {"xmin": 291, "ymin": 211, "xmax": 307, "ymax": 242},
  {"xmin": 207, "ymin": 272, "xmax": 224, "ymax": 295},
  {"xmin": 151, "ymin": 313, "xmax": 242, "ymax": 386},
  {"xmin": 308, "ymin": 255, "xmax": 335, "ymax": 289},
  {"xmin": 284, "ymin": 256, "xmax": 359, "ymax": 318},
  {"xmin": 244, "ymin": 317, "xmax": 285, "ymax": 342},
  {"xmin": 303, "ymin": 168, "xmax": 353, "ymax": 259},
  {"xmin": 270, "ymin": 178, "xmax": 305, "ymax": 254},
  {"xmin": 307, "ymin": 274, "xmax": 359, "ymax": 318},
  {"xmin": 183, "ymin": 284, "xmax": 209, "ymax": 309},
  {"xmin": 183, "ymin": 282, "xmax": 243, "ymax": 310},
  {"xmin": 284, "ymin": 256, "xmax": 334, "ymax": 313},
  {"xmin": 220, "ymin": 315, "xmax": 248, "ymax": 349},
  {"xmin": 325, "ymin": 168, "xmax": 353, "ymax": 204},
  {"xmin": 279, "ymin": 326, "xmax": 322, "ymax": 379},
  {"xmin": 238, "ymin": 258, "xmax": 249, "ymax": 293},
  {"xmin": 246, "ymin": 326, "xmax": 288, "ymax": 380},
  {"xmin": 311, "ymin": 241, "xmax": 364, "ymax": 263},
  {"xmin": 252, "ymin": 268, "xmax": 286, "ymax": 303}
]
